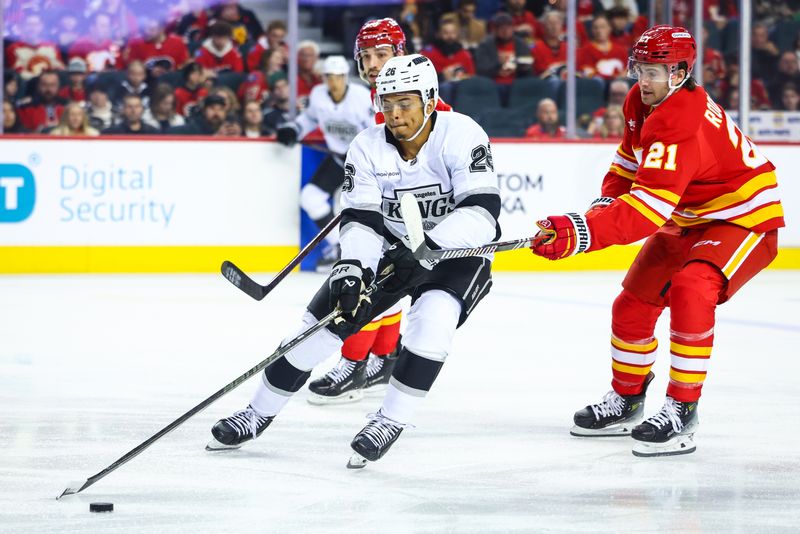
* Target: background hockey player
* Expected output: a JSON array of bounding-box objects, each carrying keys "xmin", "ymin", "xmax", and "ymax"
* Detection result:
[
  {"xmin": 303, "ymin": 18, "xmax": 452, "ymax": 407},
  {"xmin": 530, "ymin": 25, "xmax": 784, "ymax": 457},
  {"xmin": 209, "ymin": 54, "xmax": 501, "ymax": 467},
  {"xmin": 276, "ymin": 55, "xmax": 373, "ymax": 272}
]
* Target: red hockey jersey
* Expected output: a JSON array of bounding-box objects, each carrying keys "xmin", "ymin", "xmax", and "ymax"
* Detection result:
[{"xmin": 588, "ymin": 83, "xmax": 784, "ymax": 251}]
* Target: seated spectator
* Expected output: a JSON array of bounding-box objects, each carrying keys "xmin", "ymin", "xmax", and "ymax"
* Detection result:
[
  {"xmin": 68, "ymin": 13, "xmax": 122, "ymax": 72},
  {"xmin": 16, "ymin": 71, "xmax": 66, "ymax": 132},
  {"xmin": 768, "ymin": 51, "xmax": 800, "ymax": 108},
  {"xmin": 125, "ymin": 15, "xmax": 190, "ymax": 77},
  {"xmin": 607, "ymin": 7, "xmax": 634, "ymax": 49},
  {"xmin": 143, "ymin": 83, "xmax": 186, "ymax": 131},
  {"xmin": 4, "ymin": 12, "xmax": 65, "ymax": 80},
  {"xmin": 210, "ymin": 86, "xmax": 241, "ymax": 117},
  {"xmin": 703, "ymin": 26, "xmax": 726, "ymax": 81},
  {"xmin": 55, "ymin": 12, "xmax": 82, "ymax": 51},
  {"xmin": 475, "ymin": 12, "xmax": 533, "ymax": 85},
  {"xmin": 217, "ymin": 113, "xmax": 243, "ymax": 137},
  {"xmin": 87, "ymin": 87, "xmax": 115, "ymax": 130},
  {"xmin": 86, "ymin": 0, "xmax": 138, "ymax": 43},
  {"xmin": 50, "ymin": 102, "xmax": 100, "ymax": 136},
  {"xmin": 506, "ymin": 0, "xmax": 542, "ymax": 44},
  {"xmin": 590, "ymin": 104, "xmax": 625, "ymax": 139},
  {"xmin": 113, "ymin": 60, "xmax": 151, "ymax": 110},
  {"xmin": 577, "ymin": 14, "xmax": 628, "ymax": 80},
  {"xmin": 423, "ymin": 17, "xmax": 475, "ymax": 82},
  {"xmin": 209, "ymin": 0, "xmax": 264, "ymax": 46},
  {"xmin": 247, "ymin": 19, "xmax": 289, "ymax": 72},
  {"xmin": 102, "ymin": 94, "xmax": 160, "ymax": 135},
  {"xmin": 175, "ymin": 62, "xmax": 210, "ymax": 116},
  {"xmin": 3, "ymin": 100, "xmax": 29, "ymax": 133},
  {"xmin": 239, "ymin": 48, "xmax": 286, "ymax": 104},
  {"xmin": 58, "ymin": 58, "xmax": 89, "ymax": 103},
  {"xmin": 242, "ymin": 100, "xmax": 267, "ymax": 137},
  {"xmin": 297, "ymin": 40, "xmax": 322, "ymax": 102},
  {"xmin": 263, "ymin": 71, "xmax": 291, "ymax": 135},
  {"xmin": 446, "ymin": 0, "xmax": 486, "ymax": 50},
  {"xmin": 751, "ymin": 22, "xmax": 779, "ymax": 82},
  {"xmin": 591, "ymin": 78, "xmax": 629, "ymax": 127},
  {"xmin": 176, "ymin": 0, "xmax": 210, "ymax": 45},
  {"xmin": 4, "ymin": 70, "xmax": 20, "ymax": 103},
  {"xmin": 524, "ymin": 98, "xmax": 565, "ymax": 139},
  {"xmin": 780, "ymin": 83, "xmax": 800, "ymax": 111},
  {"xmin": 722, "ymin": 62, "xmax": 772, "ymax": 110},
  {"xmin": 599, "ymin": 0, "xmax": 638, "ymax": 18},
  {"xmin": 168, "ymin": 93, "xmax": 227, "ymax": 135},
  {"xmin": 531, "ymin": 11, "xmax": 567, "ymax": 78},
  {"xmin": 399, "ymin": 0, "xmax": 422, "ymax": 53},
  {"xmin": 194, "ymin": 21, "xmax": 244, "ymax": 73}
]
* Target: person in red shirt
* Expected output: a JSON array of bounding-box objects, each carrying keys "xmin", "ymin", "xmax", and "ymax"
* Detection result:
[
  {"xmin": 125, "ymin": 16, "xmax": 190, "ymax": 77},
  {"xmin": 531, "ymin": 26, "xmax": 783, "ymax": 458},
  {"xmin": 524, "ymin": 98, "xmax": 565, "ymax": 139},
  {"xmin": 58, "ymin": 58, "xmax": 88, "ymax": 103},
  {"xmin": 531, "ymin": 11, "xmax": 567, "ymax": 78},
  {"xmin": 577, "ymin": 14, "xmax": 629, "ymax": 80},
  {"xmin": 297, "ymin": 40, "xmax": 322, "ymax": 102},
  {"xmin": 422, "ymin": 17, "xmax": 475, "ymax": 82},
  {"xmin": 607, "ymin": 7, "xmax": 635, "ymax": 50},
  {"xmin": 506, "ymin": 0, "xmax": 542, "ymax": 44},
  {"xmin": 246, "ymin": 19, "xmax": 289, "ymax": 72},
  {"xmin": 174, "ymin": 62, "xmax": 209, "ymax": 116},
  {"xmin": 175, "ymin": 0, "xmax": 210, "ymax": 45},
  {"xmin": 238, "ymin": 47, "xmax": 286, "ymax": 104},
  {"xmin": 4, "ymin": 13, "xmax": 65, "ymax": 80},
  {"xmin": 68, "ymin": 13, "xmax": 122, "ymax": 71},
  {"xmin": 16, "ymin": 71, "xmax": 66, "ymax": 132},
  {"xmin": 194, "ymin": 21, "xmax": 244, "ymax": 73},
  {"xmin": 474, "ymin": 12, "xmax": 533, "ymax": 85}
]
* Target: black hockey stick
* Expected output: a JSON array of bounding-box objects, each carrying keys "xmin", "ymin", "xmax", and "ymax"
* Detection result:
[
  {"xmin": 56, "ymin": 272, "xmax": 391, "ymax": 499},
  {"xmin": 222, "ymin": 212, "xmax": 342, "ymax": 301},
  {"xmin": 399, "ymin": 193, "xmax": 543, "ymax": 262}
]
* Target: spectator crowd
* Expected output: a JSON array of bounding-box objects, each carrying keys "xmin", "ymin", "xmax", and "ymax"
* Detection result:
[{"xmin": 3, "ymin": 0, "xmax": 800, "ymax": 139}]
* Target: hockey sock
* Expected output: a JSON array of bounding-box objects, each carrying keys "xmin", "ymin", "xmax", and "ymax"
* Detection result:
[
  {"xmin": 342, "ymin": 323, "xmax": 380, "ymax": 361},
  {"xmin": 371, "ymin": 310, "xmax": 402, "ymax": 356},
  {"xmin": 252, "ymin": 356, "xmax": 311, "ymax": 416},
  {"xmin": 610, "ymin": 289, "xmax": 664, "ymax": 395},
  {"xmin": 381, "ymin": 383, "xmax": 425, "ymax": 425},
  {"xmin": 666, "ymin": 261, "xmax": 724, "ymax": 403}
]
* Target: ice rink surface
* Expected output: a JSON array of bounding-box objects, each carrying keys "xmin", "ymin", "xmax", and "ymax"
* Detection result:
[{"xmin": 1, "ymin": 270, "xmax": 799, "ymax": 533}]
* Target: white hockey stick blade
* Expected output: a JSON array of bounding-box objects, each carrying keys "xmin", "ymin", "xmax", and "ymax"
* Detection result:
[
  {"xmin": 346, "ymin": 452, "xmax": 368, "ymax": 469},
  {"xmin": 400, "ymin": 193, "xmax": 426, "ymax": 255}
]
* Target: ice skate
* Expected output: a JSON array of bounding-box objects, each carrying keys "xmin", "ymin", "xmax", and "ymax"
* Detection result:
[
  {"xmin": 363, "ymin": 349, "xmax": 399, "ymax": 396},
  {"xmin": 631, "ymin": 396, "xmax": 699, "ymax": 457},
  {"xmin": 571, "ymin": 372, "xmax": 654, "ymax": 437},
  {"xmin": 307, "ymin": 356, "xmax": 367, "ymax": 405},
  {"xmin": 347, "ymin": 410, "xmax": 407, "ymax": 469},
  {"xmin": 206, "ymin": 405, "xmax": 274, "ymax": 451}
]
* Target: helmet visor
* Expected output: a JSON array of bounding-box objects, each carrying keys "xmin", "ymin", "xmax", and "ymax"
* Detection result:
[{"xmin": 627, "ymin": 59, "xmax": 673, "ymax": 83}]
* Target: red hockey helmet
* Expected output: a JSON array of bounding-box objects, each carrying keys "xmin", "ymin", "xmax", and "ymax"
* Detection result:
[
  {"xmin": 354, "ymin": 18, "xmax": 406, "ymax": 82},
  {"xmin": 631, "ymin": 25, "xmax": 697, "ymax": 71}
]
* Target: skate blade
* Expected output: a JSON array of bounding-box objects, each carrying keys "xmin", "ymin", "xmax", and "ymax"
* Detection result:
[
  {"xmin": 632, "ymin": 435, "xmax": 696, "ymax": 457},
  {"xmin": 307, "ymin": 389, "xmax": 364, "ymax": 406},
  {"xmin": 570, "ymin": 417, "xmax": 643, "ymax": 437},
  {"xmin": 205, "ymin": 437, "xmax": 242, "ymax": 452},
  {"xmin": 346, "ymin": 452, "xmax": 368, "ymax": 469}
]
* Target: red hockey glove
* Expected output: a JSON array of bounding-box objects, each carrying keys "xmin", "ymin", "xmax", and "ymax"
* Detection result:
[{"xmin": 530, "ymin": 213, "xmax": 591, "ymax": 260}]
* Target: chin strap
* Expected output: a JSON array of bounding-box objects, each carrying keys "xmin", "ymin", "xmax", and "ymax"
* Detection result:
[
  {"xmin": 653, "ymin": 67, "xmax": 691, "ymax": 107},
  {"xmin": 405, "ymin": 103, "xmax": 433, "ymax": 141}
]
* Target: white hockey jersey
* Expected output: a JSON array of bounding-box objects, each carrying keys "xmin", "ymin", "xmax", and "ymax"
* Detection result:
[
  {"xmin": 293, "ymin": 83, "xmax": 374, "ymax": 155},
  {"xmin": 339, "ymin": 111, "xmax": 501, "ymax": 273}
]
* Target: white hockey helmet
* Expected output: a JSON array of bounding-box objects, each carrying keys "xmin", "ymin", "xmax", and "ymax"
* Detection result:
[
  {"xmin": 323, "ymin": 55, "xmax": 350, "ymax": 76},
  {"xmin": 375, "ymin": 54, "xmax": 439, "ymax": 140}
]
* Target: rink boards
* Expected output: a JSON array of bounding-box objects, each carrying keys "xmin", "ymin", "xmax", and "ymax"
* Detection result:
[{"xmin": 0, "ymin": 136, "xmax": 797, "ymax": 273}]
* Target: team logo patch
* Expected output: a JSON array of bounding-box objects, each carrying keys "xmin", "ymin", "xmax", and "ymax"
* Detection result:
[{"xmin": 342, "ymin": 163, "xmax": 355, "ymax": 193}]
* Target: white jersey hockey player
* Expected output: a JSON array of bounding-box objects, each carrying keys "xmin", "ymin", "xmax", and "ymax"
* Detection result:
[
  {"xmin": 209, "ymin": 54, "xmax": 501, "ymax": 467},
  {"xmin": 276, "ymin": 55, "xmax": 374, "ymax": 270}
]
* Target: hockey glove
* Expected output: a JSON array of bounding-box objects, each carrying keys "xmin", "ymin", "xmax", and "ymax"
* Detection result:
[
  {"xmin": 276, "ymin": 125, "xmax": 299, "ymax": 147},
  {"xmin": 377, "ymin": 235, "xmax": 437, "ymax": 294},
  {"xmin": 530, "ymin": 213, "xmax": 591, "ymax": 260},
  {"xmin": 329, "ymin": 260, "xmax": 374, "ymax": 323}
]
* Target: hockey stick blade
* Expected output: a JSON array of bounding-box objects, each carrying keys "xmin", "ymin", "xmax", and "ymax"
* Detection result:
[
  {"xmin": 399, "ymin": 193, "xmax": 542, "ymax": 261},
  {"xmin": 56, "ymin": 273, "xmax": 391, "ymax": 499},
  {"xmin": 221, "ymin": 212, "xmax": 342, "ymax": 301}
]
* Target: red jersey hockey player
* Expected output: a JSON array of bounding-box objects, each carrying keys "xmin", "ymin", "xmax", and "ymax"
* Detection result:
[
  {"xmin": 531, "ymin": 25, "xmax": 784, "ymax": 457},
  {"xmin": 306, "ymin": 18, "xmax": 452, "ymax": 406}
]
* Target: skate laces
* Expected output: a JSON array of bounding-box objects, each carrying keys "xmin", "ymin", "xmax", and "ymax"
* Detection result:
[
  {"xmin": 228, "ymin": 406, "xmax": 270, "ymax": 440},
  {"xmin": 591, "ymin": 391, "xmax": 626, "ymax": 419},
  {"xmin": 326, "ymin": 357, "xmax": 358, "ymax": 384},
  {"xmin": 645, "ymin": 397, "xmax": 684, "ymax": 433},
  {"xmin": 365, "ymin": 354, "xmax": 383, "ymax": 379},
  {"xmin": 360, "ymin": 411, "xmax": 410, "ymax": 448}
]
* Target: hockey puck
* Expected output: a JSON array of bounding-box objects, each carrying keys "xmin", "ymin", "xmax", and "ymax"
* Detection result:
[{"xmin": 89, "ymin": 502, "xmax": 114, "ymax": 513}]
